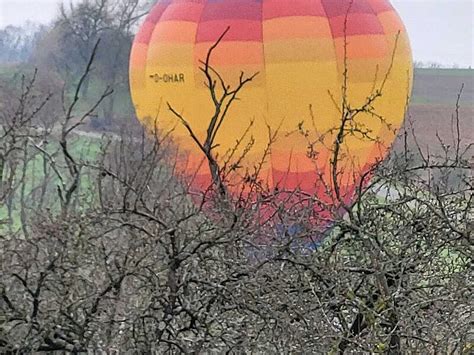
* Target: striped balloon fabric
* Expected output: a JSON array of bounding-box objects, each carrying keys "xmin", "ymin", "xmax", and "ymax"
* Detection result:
[{"xmin": 130, "ymin": 0, "xmax": 412, "ymax": 205}]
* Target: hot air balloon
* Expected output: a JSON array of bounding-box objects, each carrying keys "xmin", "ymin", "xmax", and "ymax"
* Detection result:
[{"xmin": 129, "ymin": 0, "xmax": 413, "ymax": 219}]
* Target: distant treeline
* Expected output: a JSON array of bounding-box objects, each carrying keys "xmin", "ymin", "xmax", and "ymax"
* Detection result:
[
  {"xmin": 0, "ymin": 23, "xmax": 48, "ymax": 63},
  {"xmin": 1, "ymin": 0, "xmax": 154, "ymax": 130}
]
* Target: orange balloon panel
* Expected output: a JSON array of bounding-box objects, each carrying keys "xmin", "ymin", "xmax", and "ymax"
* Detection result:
[{"xmin": 130, "ymin": 0, "xmax": 413, "ymax": 200}]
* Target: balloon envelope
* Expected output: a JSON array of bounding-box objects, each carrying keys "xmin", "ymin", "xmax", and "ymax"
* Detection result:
[{"xmin": 130, "ymin": 0, "xmax": 413, "ymax": 209}]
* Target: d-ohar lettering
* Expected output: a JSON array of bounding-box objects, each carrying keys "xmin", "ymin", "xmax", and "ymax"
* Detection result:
[{"xmin": 149, "ymin": 73, "xmax": 185, "ymax": 84}]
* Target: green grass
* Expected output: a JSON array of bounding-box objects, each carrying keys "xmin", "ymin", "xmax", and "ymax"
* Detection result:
[
  {"xmin": 0, "ymin": 134, "xmax": 102, "ymax": 232},
  {"xmin": 0, "ymin": 63, "xmax": 21, "ymax": 76}
]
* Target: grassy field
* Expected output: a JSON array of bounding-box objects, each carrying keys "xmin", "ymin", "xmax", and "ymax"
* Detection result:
[{"xmin": 0, "ymin": 135, "xmax": 102, "ymax": 231}]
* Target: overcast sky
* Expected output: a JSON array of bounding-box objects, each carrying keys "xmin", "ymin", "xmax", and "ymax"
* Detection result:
[{"xmin": 0, "ymin": 0, "xmax": 473, "ymax": 67}]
